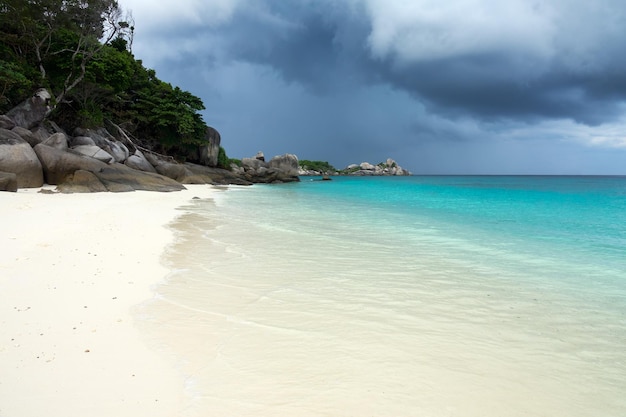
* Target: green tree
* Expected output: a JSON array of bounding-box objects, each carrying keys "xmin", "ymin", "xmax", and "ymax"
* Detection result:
[
  {"xmin": 217, "ymin": 146, "xmax": 229, "ymax": 169},
  {"xmin": 299, "ymin": 160, "xmax": 336, "ymax": 173},
  {"xmin": 0, "ymin": 0, "xmax": 131, "ymax": 106},
  {"xmin": 133, "ymin": 81, "xmax": 207, "ymax": 147},
  {"xmin": 0, "ymin": 59, "xmax": 34, "ymax": 109},
  {"xmin": 59, "ymin": 42, "xmax": 134, "ymax": 126},
  {"xmin": 0, "ymin": 0, "xmax": 218, "ymax": 163}
]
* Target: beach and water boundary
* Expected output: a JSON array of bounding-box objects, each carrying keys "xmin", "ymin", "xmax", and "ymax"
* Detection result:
[{"xmin": 2, "ymin": 176, "xmax": 625, "ymax": 416}]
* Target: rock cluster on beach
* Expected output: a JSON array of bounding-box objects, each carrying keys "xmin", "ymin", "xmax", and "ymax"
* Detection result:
[
  {"xmin": 0, "ymin": 90, "xmax": 299, "ymax": 192},
  {"xmin": 1, "ymin": 89, "xmax": 407, "ymax": 192}
]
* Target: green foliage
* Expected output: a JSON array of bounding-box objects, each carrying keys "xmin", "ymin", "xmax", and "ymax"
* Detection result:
[
  {"xmin": 1, "ymin": 0, "xmax": 129, "ymax": 104},
  {"xmin": 299, "ymin": 160, "xmax": 336, "ymax": 173},
  {"xmin": 228, "ymin": 158, "xmax": 242, "ymax": 167},
  {"xmin": 217, "ymin": 146, "xmax": 229, "ymax": 169},
  {"xmin": 0, "ymin": 59, "xmax": 35, "ymax": 111},
  {"xmin": 0, "ymin": 0, "xmax": 226, "ymax": 162},
  {"xmin": 110, "ymin": 36, "xmax": 128, "ymax": 52},
  {"xmin": 132, "ymin": 82, "xmax": 207, "ymax": 149}
]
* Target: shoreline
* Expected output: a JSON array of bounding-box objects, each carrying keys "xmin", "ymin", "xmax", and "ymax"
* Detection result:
[
  {"xmin": 123, "ymin": 177, "xmax": 626, "ymax": 416},
  {"xmin": 0, "ymin": 185, "xmax": 218, "ymax": 417}
]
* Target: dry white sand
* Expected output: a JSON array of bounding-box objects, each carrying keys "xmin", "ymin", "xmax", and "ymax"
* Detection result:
[{"xmin": 0, "ymin": 184, "xmax": 217, "ymax": 417}]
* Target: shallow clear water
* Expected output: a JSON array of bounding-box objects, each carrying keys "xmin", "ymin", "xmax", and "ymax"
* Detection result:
[{"xmin": 142, "ymin": 176, "xmax": 626, "ymax": 416}]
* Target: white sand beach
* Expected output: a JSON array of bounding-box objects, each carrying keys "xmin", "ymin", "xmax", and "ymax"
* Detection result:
[
  {"xmin": 3, "ymin": 180, "xmax": 625, "ymax": 417},
  {"xmin": 0, "ymin": 185, "xmax": 216, "ymax": 417}
]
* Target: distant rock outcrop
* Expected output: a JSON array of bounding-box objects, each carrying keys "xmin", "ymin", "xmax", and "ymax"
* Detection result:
[
  {"xmin": 231, "ymin": 152, "xmax": 300, "ymax": 183},
  {"xmin": 298, "ymin": 158, "xmax": 411, "ymax": 177},
  {"xmin": 343, "ymin": 158, "xmax": 411, "ymax": 176},
  {"xmin": 269, "ymin": 154, "xmax": 300, "ymax": 177}
]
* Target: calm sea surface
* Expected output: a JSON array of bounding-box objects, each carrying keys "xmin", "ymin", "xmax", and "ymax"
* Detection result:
[{"xmin": 142, "ymin": 176, "xmax": 626, "ymax": 416}]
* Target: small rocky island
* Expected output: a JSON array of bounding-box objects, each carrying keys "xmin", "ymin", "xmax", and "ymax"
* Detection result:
[
  {"xmin": 233, "ymin": 152, "xmax": 412, "ymax": 179},
  {"xmin": 298, "ymin": 159, "xmax": 411, "ymax": 176}
]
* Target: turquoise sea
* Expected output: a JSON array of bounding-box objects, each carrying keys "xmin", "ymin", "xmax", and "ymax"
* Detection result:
[{"xmin": 143, "ymin": 176, "xmax": 626, "ymax": 416}]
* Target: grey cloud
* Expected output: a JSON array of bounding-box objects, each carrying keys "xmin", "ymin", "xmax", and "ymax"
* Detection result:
[
  {"xmin": 172, "ymin": 0, "xmax": 626, "ymax": 126},
  {"xmin": 125, "ymin": 0, "xmax": 626, "ymax": 173}
]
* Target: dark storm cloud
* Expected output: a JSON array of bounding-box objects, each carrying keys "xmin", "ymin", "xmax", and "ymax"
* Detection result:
[
  {"xmin": 123, "ymin": 0, "xmax": 626, "ymax": 173},
  {"xmin": 156, "ymin": 0, "xmax": 626, "ymax": 126},
  {"xmin": 191, "ymin": 1, "xmax": 373, "ymax": 92},
  {"xmin": 376, "ymin": 55, "xmax": 626, "ymax": 125}
]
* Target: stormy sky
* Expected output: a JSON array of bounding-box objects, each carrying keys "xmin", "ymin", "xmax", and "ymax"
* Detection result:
[{"xmin": 121, "ymin": 0, "xmax": 626, "ymax": 174}]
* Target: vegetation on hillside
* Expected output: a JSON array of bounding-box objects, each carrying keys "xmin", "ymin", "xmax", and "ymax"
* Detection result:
[
  {"xmin": 0, "ymin": 0, "xmax": 217, "ymax": 159},
  {"xmin": 299, "ymin": 159, "xmax": 336, "ymax": 173}
]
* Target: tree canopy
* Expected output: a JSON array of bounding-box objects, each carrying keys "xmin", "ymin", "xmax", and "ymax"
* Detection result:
[
  {"xmin": 0, "ymin": 0, "xmax": 212, "ymax": 157},
  {"xmin": 299, "ymin": 160, "xmax": 336, "ymax": 173}
]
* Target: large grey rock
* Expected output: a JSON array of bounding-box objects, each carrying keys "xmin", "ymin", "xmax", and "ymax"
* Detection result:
[
  {"xmin": 0, "ymin": 115, "xmax": 15, "ymax": 130},
  {"xmin": 143, "ymin": 152, "xmax": 162, "ymax": 167},
  {"xmin": 73, "ymin": 127, "xmax": 105, "ymax": 145},
  {"xmin": 230, "ymin": 164, "xmax": 244, "ymax": 175},
  {"xmin": 42, "ymin": 132, "xmax": 69, "ymax": 150},
  {"xmin": 0, "ymin": 171, "xmax": 18, "ymax": 192},
  {"xmin": 268, "ymin": 154, "xmax": 299, "ymax": 177},
  {"xmin": 95, "ymin": 165, "xmax": 185, "ymax": 192},
  {"xmin": 70, "ymin": 136, "xmax": 96, "ymax": 146},
  {"xmin": 6, "ymin": 89, "xmax": 51, "ymax": 129},
  {"xmin": 57, "ymin": 170, "xmax": 108, "ymax": 193},
  {"xmin": 241, "ymin": 157, "xmax": 269, "ymax": 171},
  {"xmin": 70, "ymin": 128, "xmax": 128, "ymax": 162},
  {"xmin": 0, "ymin": 128, "xmax": 44, "ymax": 188},
  {"xmin": 70, "ymin": 136, "xmax": 96, "ymax": 147},
  {"xmin": 35, "ymin": 143, "xmax": 105, "ymax": 184},
  {"xmin": 34, "ymin": 144, "xmax": 185, "ymax": 192},
  {"xmin": 31, "ymin": 126, "xmax": 51, "ymax": 144},
  {"xmin": 125, "ymin": 150, "xmax": 157, "ymax": 173},
  {"xmin": 107, "ymin": 140, "xmax": 129, "ymax": 162},
  {"xmin": 155, "ymin": 162, "xmax": 193, "ymax": 182},
  {"xmin": 198, "ymin": 126, "xmax": 221, "ymax": 167},
  {"xmin": 12, "ymin": 126, "xmax": 41, "ymax": 147},
  {"xmin": 183, "ymin": 162, "xmax": 252, "ymax": 186},
  {"xmin": 71, "ymin": 145, "xmax": 114, "ymax": 163},
  {"xmin": 238, "ymin": 153, "xmax": 299, "ymax": 183}
]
